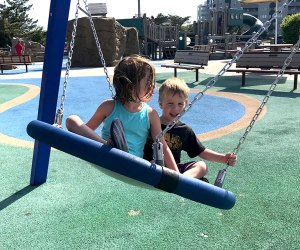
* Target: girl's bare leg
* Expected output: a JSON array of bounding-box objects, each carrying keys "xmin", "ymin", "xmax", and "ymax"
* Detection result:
[{"xmin": 66, "ymin": 115, "xmax": 107, "ymax": 144}]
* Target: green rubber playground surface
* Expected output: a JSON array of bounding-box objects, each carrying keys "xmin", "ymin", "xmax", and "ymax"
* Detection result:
[
  {"xmin": 0, "ymin": 70, "xmax": 299, "ymax": 249},
  {"xmin": 0, "ymin": 85, "xmax": 28, "ymax": 103}
]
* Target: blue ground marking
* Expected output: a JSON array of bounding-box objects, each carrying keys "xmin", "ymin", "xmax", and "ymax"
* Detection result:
[{"xmin": 0, "ymin": 75, "xmax": 244, "ymax": 142}]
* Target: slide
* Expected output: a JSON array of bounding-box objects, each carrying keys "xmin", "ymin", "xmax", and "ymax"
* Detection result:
[{"xmin": 242, "ymin": 13, "xmax": 264, "ymax": 36}]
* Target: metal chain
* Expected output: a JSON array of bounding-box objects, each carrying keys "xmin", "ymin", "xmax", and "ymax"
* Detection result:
[
  {"xmin": 232, "ymin": 35, "xmax": 300, "ymax": 156},
  {"xmin": 54, "ymin": 0, "xmax": 80, "ymax": 125},
  {"xmin": 155, "ymin": 0, "xmax": 295, "ymax": 142},
  {"xmin": 82, "ymin": 0, "xmax": 114, "ymax": 97},
  {"xmin": 55, "ymin": 0, "xmax": 115, "ymax": 125}
]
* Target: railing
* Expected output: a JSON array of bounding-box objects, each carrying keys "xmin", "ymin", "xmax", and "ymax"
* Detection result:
[{"xmin": 143, "ymin": 16, "xmax": 177, "ymax": 44}]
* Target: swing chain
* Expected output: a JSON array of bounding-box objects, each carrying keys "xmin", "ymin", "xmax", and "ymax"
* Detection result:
[
  {"xmin": 54, "ymin": 0, "xmax": 80, "ymax": 125},
  {"xmin": 82, "ymin": 0, "xmax": 114, "ymax": 97},
  {"xmin": 233, "ymin": 36, "xmax": 300, "ymax": 156},
  {"xmin": 154, "ymin": 0, "xmax": 294, "ymax": 143},
  {"xmin": 214, "ymin": 33, "xmax": 300, "ymax": 188},
  {"xmin": 55, "ymin": 0, "xmax": 116, "ymax": 125}
]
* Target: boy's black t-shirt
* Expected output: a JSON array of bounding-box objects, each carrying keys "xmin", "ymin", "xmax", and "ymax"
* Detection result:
[{"xmin": 143, "ymin": 121, "xmax": 206, "ymax": 163}]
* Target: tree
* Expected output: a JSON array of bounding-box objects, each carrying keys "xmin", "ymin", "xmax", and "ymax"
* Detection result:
[
  {"xmin": 168, "ymin": 15, "xmax": 191, "ymax": 29},
  {"xmin": 154, "ymin": 13, "xmax": 170, "ymax": 25},
  {"xmin": 0, "ymin": 30, "xmax": 10, "ymax": 47},
  {"xmin": 2, "ymin": 0, "xmax": 38, "ymax": 36},
  {"xmin": 281, "ymin": 13, "xmax": 300, "ymax": 44},
  {"xmin": 181, "ymin": 24, "xmax": 194, "ymax": 34},
  {"xmin": 0, "ymin": 0, "xmax": 46, "ymax": 45},
  {"xmin": 153, "ymin": 13, "xmax": 191, "ymax": 32},
  {"xmin": 28, "ymin": 26, "xmax": 46, "ymax": 45}
]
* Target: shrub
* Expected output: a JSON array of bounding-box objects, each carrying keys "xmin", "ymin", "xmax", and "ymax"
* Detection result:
[{"xmin": 281, "ymin": 13, "xmax": 300, "ymax": 44}]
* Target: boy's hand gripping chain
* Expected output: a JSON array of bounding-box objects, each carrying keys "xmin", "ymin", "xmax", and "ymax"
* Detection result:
[
  {"xmin": 214, "ymin": 34, "xmax": 300, "ymax": 188},
  {"xmin": 152, "ymin": 141, "xmax": 164, "ymax": 167}
]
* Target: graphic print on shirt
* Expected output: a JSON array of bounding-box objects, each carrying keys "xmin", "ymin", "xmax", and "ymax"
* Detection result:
[{"xmin": 164, "ymin": 132, "xmax": 182, "ymax": 151}]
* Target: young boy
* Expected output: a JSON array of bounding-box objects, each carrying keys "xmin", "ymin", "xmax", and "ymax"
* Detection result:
[{"xmin": 143, "ymin": 77, "xmax": 237, "ymax": 181}]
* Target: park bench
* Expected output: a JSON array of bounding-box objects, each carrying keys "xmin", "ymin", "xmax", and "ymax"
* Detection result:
[
  {"xmin": 193, "ymin": 45, "xmax": 216, "ymax": 53},
  {"xmin": 227, "ymin": 51, "xmax": 300, "ymax": 90},
  {"xmin": 161, "ymin": 50, "xmax": 210, "ymax": 81},
  {"xmin": 0, "ymin": 55, "xmax": 32, "ymax": 73}
]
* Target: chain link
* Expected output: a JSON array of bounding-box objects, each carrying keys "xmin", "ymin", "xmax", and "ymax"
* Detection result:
[
  {"xmin": 55, "ymin": 0, "xmax": 80, "ymax": 125},
  {"xmin": 233, "ymin": 36, "xmax": 300, "ymax": 156},
  {"xmin": 82, "ymin": 0, "xmax": 114, "ymax": 97},
  {"xmin": 155, "ymin": 0, "xmax": 295, "ymax": 142},
  {"xmin": 55, "ymin": 0, "xmax": 114, "ymax": 125},
  {"xmin": 83, "ymin": 0, "xmax": 114, "ymax": 97}
]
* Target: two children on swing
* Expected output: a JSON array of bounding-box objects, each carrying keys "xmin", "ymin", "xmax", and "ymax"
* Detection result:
[{"xmin": 66, "ymin": 55, "xmax": 237, "ymax": 181}]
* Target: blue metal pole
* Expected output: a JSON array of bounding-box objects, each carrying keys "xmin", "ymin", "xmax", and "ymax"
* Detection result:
[{"xmin": 30, "ymin": 0, "xmax": 71, "ymax": 185}]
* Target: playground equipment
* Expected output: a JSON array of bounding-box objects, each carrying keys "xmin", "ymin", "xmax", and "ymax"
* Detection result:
[
  {"xmin": 27, "ymin": 0, "xmax": 236, "ymax": 210},
  {"xmin": 26, "ymin": 0, "xmax": 298, "ymax": 210},
  {"xmin": 241, "ymin": 13, "xmax": 264, "ymax": 37},
  {"xmin": 117, "ymin": 15, "xmax": 178, "ymax": 60},
  {"xmin": 191, "ymin": 0, "xmax": 264, "ymax": 56}
]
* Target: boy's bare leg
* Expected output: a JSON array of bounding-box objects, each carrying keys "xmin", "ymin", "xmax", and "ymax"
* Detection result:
[{"xmin": 183, "ymin": 161, "xmax": 208, "ymax": 180}]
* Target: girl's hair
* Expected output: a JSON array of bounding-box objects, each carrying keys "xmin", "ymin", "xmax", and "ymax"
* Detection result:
[
  {"xmin": 159, "ymin": 77, "xmax": 190, "ymax": 101},
  {"xmin": 113, "ymin": 55, "xmax": 155, "ymax": 104}
]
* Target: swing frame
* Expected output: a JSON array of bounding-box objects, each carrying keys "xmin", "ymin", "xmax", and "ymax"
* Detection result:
[
  {"xmin": 31, "ymin": 0, "xmax": 112, "ymax": 185},
  {"xmin": 28, "ymin": 0, "xmax": 296, "ymax": 209},
  {"xmin": 28, "ymin": 0, "xmax": 237, "ymax": 210},
  {"xmin": 30, "ymin": 0, "xmax": 72, "ymax": 185}
]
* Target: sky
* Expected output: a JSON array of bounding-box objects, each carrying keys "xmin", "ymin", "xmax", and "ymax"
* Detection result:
[{"xmin": 0, "ymin": 0, "xmax": 203, "ymax": 30}]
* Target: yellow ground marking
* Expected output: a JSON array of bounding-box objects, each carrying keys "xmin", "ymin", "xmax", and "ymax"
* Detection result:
[
  {"xmin": 0, "ymin": 84, "xmax": 265, "ymax": 148},
  {"xmin": 0, "ymin": 83, "xmax": 39, "ymax": 148},
  {"xmin": 0, "ymin": 133, "xmax": 33, "ymax": 148}
]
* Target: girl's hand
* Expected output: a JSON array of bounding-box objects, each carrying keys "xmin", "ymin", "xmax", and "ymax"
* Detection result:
[{"xmin": 226, "ymin": 153, "xmax": 237, "ymax": 166}]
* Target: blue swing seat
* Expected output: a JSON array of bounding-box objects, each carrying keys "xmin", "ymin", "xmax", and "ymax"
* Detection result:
[{"xmin": 27, "ymin": 120, "xmax": 236, "ymax": 210}]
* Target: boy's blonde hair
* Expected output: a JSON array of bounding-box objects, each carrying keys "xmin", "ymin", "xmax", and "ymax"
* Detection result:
[
  {"xmin": 113, "ymin": 55, "xmax": 155, "ymax": 104},
  {"xmin": 159, "ymin": 77, "xmax": 190, "ymax": 101}
]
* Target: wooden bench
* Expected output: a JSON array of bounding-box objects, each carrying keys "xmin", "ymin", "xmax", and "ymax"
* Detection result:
[
  {"xmin": 227, "ymin": 51, "xmax": 300, "ymax": 90},
  {"xmin": 227, "ymin": 68, "xmax": 299, "ymax": 90},
  {"xmin": 161, "ymin": 50, "xmax": 209, "ymax": 81},
  {"xmin": 0, "ymin": 55, "xmax": 32, "ymax": 73},
  {"xmin": 193, "ymin": 45, "xmax": 216, "ymax": 52}
]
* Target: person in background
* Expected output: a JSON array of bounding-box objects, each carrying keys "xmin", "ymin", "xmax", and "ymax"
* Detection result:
[{"xmin": 15, "ymin": 40, "xmax": 23, "ymax": 55}]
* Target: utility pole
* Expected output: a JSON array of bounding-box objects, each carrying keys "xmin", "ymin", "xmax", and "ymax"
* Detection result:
[{"xmin": 138, "ymin": 0, "xmax": 141, "ymax": 17}]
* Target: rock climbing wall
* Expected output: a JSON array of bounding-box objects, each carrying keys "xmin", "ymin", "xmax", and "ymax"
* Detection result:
[{"xmin": 66, "ymin": 17, "xmax": 139, "ymax": 67}]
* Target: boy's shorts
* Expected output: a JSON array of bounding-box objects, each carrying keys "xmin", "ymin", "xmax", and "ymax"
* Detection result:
[
  {"xmin": 177, "ymin": 161, "xmax": 197, "ymax": 174},
  {"xmin": 178, "ymin": 161, "xmax": 209, "ymax": 183}
]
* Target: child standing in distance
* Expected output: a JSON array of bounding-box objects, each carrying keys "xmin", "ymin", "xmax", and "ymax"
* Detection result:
[
  {"xmin": 66, "ymin": 55, "xmax": 179, "ymax": 172},
  {"xmin": 143, "ymin": 77, "xmax": 237, "ymax": 180},
  {"xmin": 15, "ymin": 40, "xmax": 23, "ymax": 55}
]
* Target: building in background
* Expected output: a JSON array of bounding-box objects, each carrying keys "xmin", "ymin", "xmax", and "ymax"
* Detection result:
[
  {"xmin": 240, "ymin": 0, "xmax": 300, "ymax": 37},
  {"xmin": 197, "ymin": 0, "xmax": 300, "ymax": 37}
]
